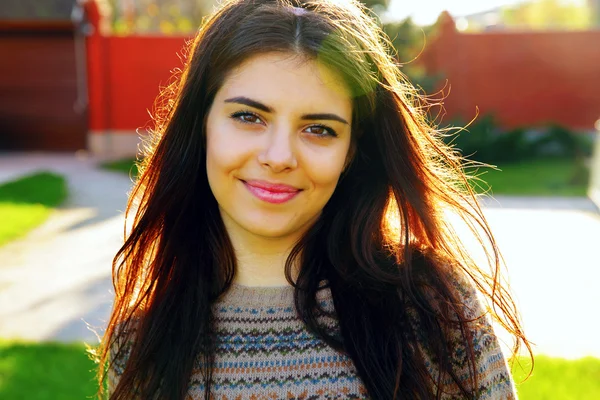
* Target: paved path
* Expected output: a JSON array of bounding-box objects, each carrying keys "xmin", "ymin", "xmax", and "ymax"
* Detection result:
[
  {"xmin": 0, "ymin": 152, "xmax": 132, "ymax": 342},
  {"xmin": 462, "ymin": 196, "xmax": 600, "ymax": 359},
  {"xmin": 0, "ymin": 153, "xmax": 598, "ymax": 360}
]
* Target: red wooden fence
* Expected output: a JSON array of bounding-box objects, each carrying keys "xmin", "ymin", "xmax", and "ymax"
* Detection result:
[
  {"xmin": 421, "ymin": 12, "xmax": 600, "ymax": 131},
  {"xmin": 83, "ymin": 3, "xmax": 600, "ymax": 157},
  {"xmin": 84, "ymin": 0, "xmax": 189, "ymax": 156},
  {"xmin": 86, "ymin": 35, "xmax": 186, "ymax": 131}
]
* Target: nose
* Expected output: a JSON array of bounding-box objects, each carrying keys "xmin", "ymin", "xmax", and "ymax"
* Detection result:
[{"xmin": 257, "ymin": 126, "xmax": 298, "ymax": 172}]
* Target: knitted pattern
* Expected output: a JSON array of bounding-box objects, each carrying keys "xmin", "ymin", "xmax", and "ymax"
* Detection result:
[
  {"xmin": 412, "ymin": 274, "xmax": 518, "ymax": 399},
  {"xmin": 109, "ymin": 277, "xmax": 517, "ymax": 399},
  {"xmin": 187, "ymin": 284, "xmax": 368, "ymax": 399}
]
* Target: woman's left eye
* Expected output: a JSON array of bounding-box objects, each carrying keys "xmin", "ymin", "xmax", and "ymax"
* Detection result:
[
  {"xmin": 230, "ymin": 111, "xmax": 262, "ymax": 125},
  {"xmin": 305, "ymin": 125, "xmax": 337, "ymax": 138}
]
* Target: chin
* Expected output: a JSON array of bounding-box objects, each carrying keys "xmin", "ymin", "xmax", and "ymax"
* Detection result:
[
  {"xmin": 242, "ymin": 221, "xmax": 301, "ymax": 239},
  {"xmin": 240, "ymin": 212, "xmax": 316, "ymax": 239}
]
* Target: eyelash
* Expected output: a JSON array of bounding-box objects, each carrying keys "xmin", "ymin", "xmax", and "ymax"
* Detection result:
[{"xmin": 229, "ymin": 110, "xmax": 338, "ymax": 138}]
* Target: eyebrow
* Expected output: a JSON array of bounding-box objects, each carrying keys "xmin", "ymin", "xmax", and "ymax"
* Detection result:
[{"xmin": 224, "ymin": 96, "xmax": 349, "ymax": 125}]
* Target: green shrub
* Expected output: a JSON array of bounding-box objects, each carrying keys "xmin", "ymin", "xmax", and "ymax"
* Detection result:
[
  {"xmin": 444, "ymin": 115, "xmax": 592, "ymax": 164},
  {"xmin": 444, "ymin": 114, "xmax": 497, "ymax": 162},
  {"xmin": 444, "ymin": 114, "xmax": 534, "ymax": 163},
  {"xmin": 532, "ymin": 123, "xmax": 593, "ymax": 158},
  {"xmin": 489, "ymin": 127, "xmax": 538, "ymax": 163}
]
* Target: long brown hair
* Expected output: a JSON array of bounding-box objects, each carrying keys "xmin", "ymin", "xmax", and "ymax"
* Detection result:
[{"xmin": 97, "ymin": 0, "xmax": 531, "ymax": 398}]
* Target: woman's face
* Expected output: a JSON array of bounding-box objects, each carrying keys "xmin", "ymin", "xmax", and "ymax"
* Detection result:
[{"xmin": 205, "ymin": 52, "xmax": 353, "ymax": 242}]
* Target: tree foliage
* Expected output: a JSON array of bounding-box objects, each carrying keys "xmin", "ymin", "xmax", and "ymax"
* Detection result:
[
  {"xmin": 359, "ymin": 0, "xmax": 390, "ymax": 13},
  {"xmin": 382, "ymin": 17, "xmax": 443, "ymax": 94},
  {"xmin": 106, "ymin": 0, "xmax": 395, "ymax": 35},
  {"xmin": 106, "ymin": 0, "xmax": 211, "ymax": 35},
  {"xmin": 500, "ymin": 0, "xmax": 592, "ymax": 30},
  {"xmin": 103, "ymin": 0, "xmax": 440, "ymax": 93}
]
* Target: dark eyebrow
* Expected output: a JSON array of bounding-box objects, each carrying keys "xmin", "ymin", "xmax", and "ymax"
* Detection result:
[
  {"xmin": 224, "ymin": 96, "xmax": 349, "ymax": 125},
  {"xmin": 301, "ymin": 113, "xmax": 349, "ymax": 125},
  {"xmin": 225, "ymin": 96, "xmax": 273, "ymax": 113}
]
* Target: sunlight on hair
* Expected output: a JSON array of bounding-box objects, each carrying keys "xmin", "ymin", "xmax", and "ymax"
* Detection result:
[
  {"xmin": 382, "ymin": 195, "xmax": 403, "ymax": 248},
  {"xmin": 96, "ymin": 0, "xmax": 535, "ymax": 397},
  {"xmin": 326, "ymin": 0, "xmax": 354, "ymax": 7}
]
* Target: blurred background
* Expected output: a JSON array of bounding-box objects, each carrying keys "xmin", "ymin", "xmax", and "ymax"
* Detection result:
[{"xmin": 0, "ymin": 0, "xmax": 599, "ymax": 399}]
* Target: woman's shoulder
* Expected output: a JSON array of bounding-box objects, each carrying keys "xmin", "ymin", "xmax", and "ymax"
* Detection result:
[
  {"xmin": 415, "ymin": 264, "xmax": 517, "ymax": 399},
  {"xmin": 106, "ymin": 318, "xmax": 139, "ymax": 392},
  {"xmin": 445, "ymin": 266, "xmax": 489, "ymax": 319},
  {"xmin": 409, "ymin": 255, "xmax": 492, "ymax": 320}
]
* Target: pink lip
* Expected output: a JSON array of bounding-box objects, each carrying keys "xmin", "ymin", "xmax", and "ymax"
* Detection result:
[{"xmin": 242, "ymin": 179, "xmax": 301, "ymax": 204}]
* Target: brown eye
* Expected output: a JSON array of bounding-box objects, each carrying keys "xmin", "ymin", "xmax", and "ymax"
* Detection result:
[
  {"xmin": 230, "ymin": 111, "xmax": 262, "ymax": 125},
  {"xmin": 307, "ymin": 126, "xmax": 324, "ymax": 135},
  {"xmin": 241, "ymin": 114, "xmax": 259, "ymax": 123},
  {"xmin": 306, "ymin": 125, "xmax": 337, "ymax": 138}
]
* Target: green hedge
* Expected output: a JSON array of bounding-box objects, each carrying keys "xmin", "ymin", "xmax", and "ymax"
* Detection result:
[{"xmin": 443, "ymin": 114, "xmax": 594, "ymax": 164}]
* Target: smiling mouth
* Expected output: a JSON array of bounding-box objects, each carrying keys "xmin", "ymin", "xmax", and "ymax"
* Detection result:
[{"xmin": 241, "ymin": 179, "xmax": 301, "ymax": 204}]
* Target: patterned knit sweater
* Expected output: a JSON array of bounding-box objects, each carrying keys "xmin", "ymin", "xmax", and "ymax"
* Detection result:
[{"xmin": 109, "ymin": 278, "xmax": 517, "ymax": 399}]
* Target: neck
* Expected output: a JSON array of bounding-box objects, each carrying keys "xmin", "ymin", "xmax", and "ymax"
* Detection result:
[
  {"xmin": 223, "ymin": 221, "xmax": 302, "ymax": 287},
  {"xmin": 234, "ymin": 244, "xmax": 298, "ymax": 287}
]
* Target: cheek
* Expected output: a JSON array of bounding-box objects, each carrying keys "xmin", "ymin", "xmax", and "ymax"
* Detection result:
[
  {"xmin": 301, "ymin": 146, "xmax": 349, "ymax": 189},
  {"xmin": 206, "ymin": 125, "xmax": 243, "ymax": 201},
  {"xmin": 206, "ymin": 122, "xmax": 247, "ymax": 176}
]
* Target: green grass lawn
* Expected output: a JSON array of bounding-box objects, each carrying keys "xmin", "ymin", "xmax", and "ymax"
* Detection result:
[
  {"xmin": 0, "ymin": 341, "xmax": 98, "ymax": 400},
  {"xmin": 471, "ymin": 158, "xmax": 589, "ymax": 196},
  {"xmin": 101, "ymin": 158, "xmax": 139, "ymax": 178},
  {"xmin": 0, "ymin": 172, "xmax": 67, "ymax": 247},
  {"xmin": 512, "ymin": 355, "xmax": 600, "ymax": 399},
  {"xmin": 0, "ymin": 340, "xmax": 598, "ymax": 399}
]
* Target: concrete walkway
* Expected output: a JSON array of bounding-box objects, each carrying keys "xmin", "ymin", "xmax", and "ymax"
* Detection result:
[
  {"xmin": 464, "ymin": 195, "xmax": 600, "ymax": 359},
  {"xmin": 500, "ymin": 205, "xmax": 598, "ymax": 358},
  {"xmin": 0, "ymin": 152, "xmax": 132, "ymax": 342},
  {"xmin": 0, "ymin": 153, "xmax": 599, "ymax": 360}
]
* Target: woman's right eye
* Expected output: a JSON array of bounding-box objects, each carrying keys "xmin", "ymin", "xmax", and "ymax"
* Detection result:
[{"xmin": 230, "ymin": 111, "xmax": 262, "ymax": 125}]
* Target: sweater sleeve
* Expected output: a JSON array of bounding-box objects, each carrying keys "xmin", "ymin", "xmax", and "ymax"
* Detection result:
[
  {"xmin": 106, "ymin": 324, "xmax": 134, "ymax": 396},
  {"xmin": 417, "ymin": 270, "xmax": 518, "ymax": 399},
  {"xmin": 454, "ymin": 273, "xmax": 517, "ymax": 399}
]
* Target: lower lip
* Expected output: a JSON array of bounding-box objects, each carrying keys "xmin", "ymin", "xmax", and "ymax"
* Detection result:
[{"xmin": 243, "ymin": 182, "xmax": 300, "ymax": 204}]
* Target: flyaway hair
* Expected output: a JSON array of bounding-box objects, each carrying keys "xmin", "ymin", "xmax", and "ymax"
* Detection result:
[{"xmin": 96, "ymin": 1, "xmax": 531, "ymax": 399}]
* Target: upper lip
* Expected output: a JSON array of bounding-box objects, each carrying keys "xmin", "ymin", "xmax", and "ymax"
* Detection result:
[{"xmin": 243, "ymin": 179, "xmax": 301, "ymax": 193}]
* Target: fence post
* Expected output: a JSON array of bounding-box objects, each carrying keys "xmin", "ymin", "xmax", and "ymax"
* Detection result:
[
  {"xmin": 589, "ymin": 119, "xmax": 600, "ymax": 210},
  {"xmin": 82, "ymin": 0, "xmax": 114, "ymax": 158}
]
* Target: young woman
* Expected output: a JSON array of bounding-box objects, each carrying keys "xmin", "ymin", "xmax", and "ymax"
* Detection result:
[{"xmin": 98, "ymin": 0, "xmax": 531, "ymax": 398}]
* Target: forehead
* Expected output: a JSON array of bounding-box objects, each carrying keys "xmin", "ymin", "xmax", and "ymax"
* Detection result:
[{"xmin": 217, "ymin": 52, "xmax": 352, "ymax": 115}]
